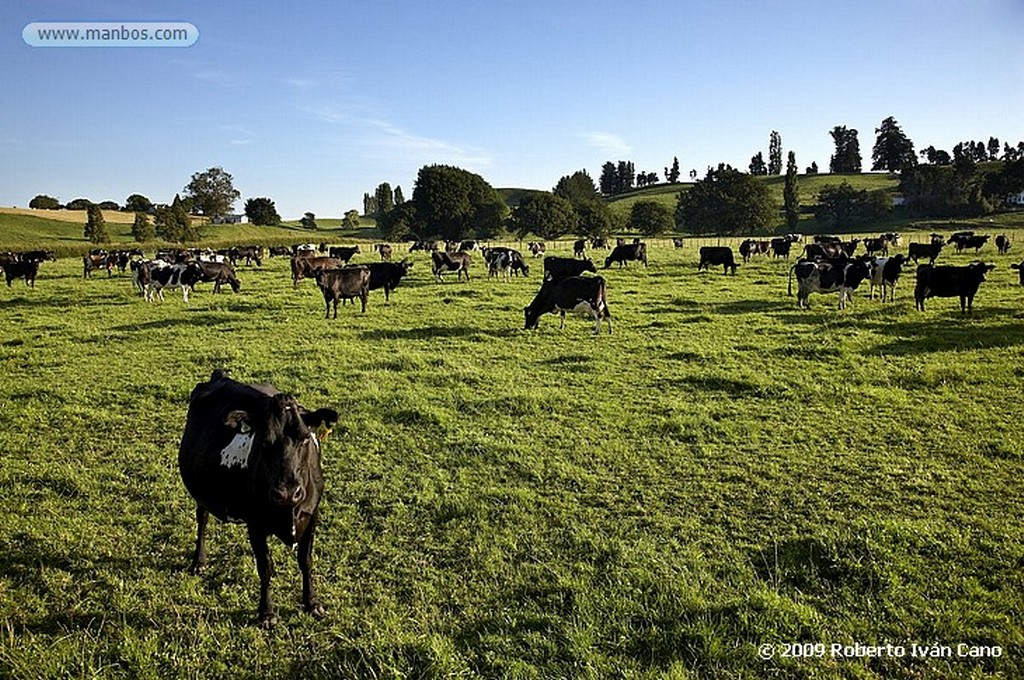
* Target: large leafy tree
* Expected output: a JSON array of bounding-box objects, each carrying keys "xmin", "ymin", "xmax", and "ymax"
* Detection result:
[
  {"xmin": 783, "ymin": 151, "xmax": 800, "ymax": 230},
  {"xmin": 375, "ymin": 182, "xmax": 395, "ymax": 217},
  {"xmin": 629, "ymin": 200, "xmax": 674, "ymax": 236},
  {"xmin": 377, "ymin": 200, "xmax": 418, "ymax": 241},
  {"xmin": 29, "ymin": 194, "xmax": 60, "ymax": 209},
  {"xmin": 768, "ymin": 131, "xmax": 783, "ymax": 175},
  {"xmin": 749, "ymin": 152, "xmax": 767, "ymax": 175},
  {"xmin": 511, "ymin": 193, "xmax": 576, "ymax": 240},
  {"xmin": 675, "ymin": 164, "xmax": 777, "ymax": 235},
  {"xmin": 131, "ymin": 211, "xmax": 154, "ymax": 242},
  {"xmin": 829, "ymin": 126, "xmax": 862, "ymax": 173},
  {"xmin": 124, "ymin": 194, "xmax": 153, "ymax": 213},
  {"xmin": 412, "ymin": 164, "xmax": 508, "ymax": 241},
  {"xmin": 871, "ymin": 117, "xmax": 916, "ymax": 171},
  {"xmin": 574, "ymin": 199, "xmax": 614, "ymax": 239},
  {"xmin": 244, "ymin": 197, "xmax": 281, "ymax": 226},
  {"xmin": 815, "ymin": 182, "xmax": 889, "ymax": 228},
  {"xmin": 184, "ymin": 166, "xmax": 240, "ymax": 217},
  {"xmin": 553, "ymin": 170, "xmax": 599, "ymax": 205}
]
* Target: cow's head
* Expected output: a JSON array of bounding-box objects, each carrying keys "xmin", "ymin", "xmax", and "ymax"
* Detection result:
[
  {"xmin": 582, "ymin": 259, "xmax": 597, "ymax": 274},
  {"xmin": 968, "ymin": 262, "xmax": 996, "ymax": 282}
]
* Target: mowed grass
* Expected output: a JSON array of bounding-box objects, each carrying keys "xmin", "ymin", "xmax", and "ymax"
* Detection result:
[{"xmin": 1, "ymin": 239, "xmax": 1023, "ymax": 679}]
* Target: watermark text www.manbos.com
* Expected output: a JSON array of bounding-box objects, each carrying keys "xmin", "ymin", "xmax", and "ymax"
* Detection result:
[
  {"xmin": 23, "ymin": 22, "xmax": 198, "ymax": 48},
  {"xmin": 757, "ymin": 642, "xmax": 1004, "ymax": 661}
]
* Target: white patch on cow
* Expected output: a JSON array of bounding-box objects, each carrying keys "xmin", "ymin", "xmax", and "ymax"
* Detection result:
[{"xmin": 220, "ymin": 431, "xmax": 255, "ymax": 469}]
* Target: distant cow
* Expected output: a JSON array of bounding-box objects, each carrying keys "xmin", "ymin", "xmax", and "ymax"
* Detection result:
[
  {"xmin": 814, "ymin": 235, "xmax": 841, "ymax": 244},
  {"xmin": 914, "ymin": 262, "xmax": 995, "ymax": 313},
  {"xmin": 409, "ymin": 240, "xmax": 438, "ymax": 253},
  {"xmin": 291, "ymin": 256, "xmax": 340, "ymax": 288},
  {"xmin": 488, "ymin": 250, "xmax": 512, "ymax": 280},
  {"xmin": 1011, "ymin": 262, "xmax": 1024, "ymax": 285},
  {"xmin": 605, "ymin": 243, "xmax": 647, "ymax": 268},
  {"xmin": 146, "ymin": 262, "xmax": 204, "ymax": 302},
  {"xmin": 543, "ymin": 256, "xmax": 597, "ymax": 280},
  {"xmin": 591, "ymin": 237, "xmax": 609, "ymax": 249},
  {"xmin": 178, "ymin": 369, "xmax": 338, "ymax": 628},
  {"xmin": 230, "ymin": 246, "xmax": 263, "ymax": 267},
  {"xmin": 83, "ymin": 251, "xmax": 116, "ymax": 278},
  {"xmin": 375, "ymin": 244, "xmax": 393, "ymax": 261},
  {"xmin": 866, "ymin": 254, "xmax": 909, "ymax": 302},
  {"xmin": 315, "ymin": 266, "xmax": 371, "ymax": 316},
  {"xmin": 363, "ymin": 260, "xmax": 412, "ymax": 302},
  {"xmin": 789, "ymin": 258, "xmax": 871, "ymax": 309},
  {"xmin": 770, "ymin": 238, "xmax": 792, "ymax": 258},
  {"xmin": 528, "ymin": 242, "xmax": 546, "ymax": 258},
  {"xmin": 524, "ymin": 275, "xmax": 612, "ymax": 335},
  {"xmin": 3, "ymin": 260, "xmax": 40, "ymax": 288},
  {"xmin": 431, "ymin": 251, "xmax": 471, "ymax": 281},
  {"xmin": 803, "ymin": 242, "xmax": 844, "ymax": 260},
  {"xmin": 327, "ymin": 246, "xmax": 360, "ymax": 263},
  {"xmin": 269, "ymin": 246, "xmax": 291, "ymax": 257},
  {"xmin": 908, "ymin": 241, "xmax": 944, "ymax": 264},
  {"xmin": 995, "ymin": 235, "xmax": 1010, "ymax": 255},
  {"xmin": 573, "ymin": 239, "xmax": 587, "ymax": 258},
  {"xmin": 458, "ymin": 240, "xmax": 478, "ymax": 252},
  {"xmin": 863, "ymin": 237, "xmax": 889, "ymax": 257},
  {"xmin": 739, "ymin": 239, "xmax": 762, "ymax": 262},
  {"xmin": 954, "ymin": 235, "xmax": 989, "ymax": 253},
  {"xmin": 672, "ymin": 238, "xmax": 685, "ymax": 249},
  {"xmin": 197, "ymin": 261, "xmax": 241, "ymax": 293},
  {"xmin": 698, "ymin": 246, "xmax": 738, "ymax": 275}
]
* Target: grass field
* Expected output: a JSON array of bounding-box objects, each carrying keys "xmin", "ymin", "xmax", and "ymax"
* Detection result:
[{"xmin": 1, "ymin": 233, "xmax": 1023, "ymax": 678}]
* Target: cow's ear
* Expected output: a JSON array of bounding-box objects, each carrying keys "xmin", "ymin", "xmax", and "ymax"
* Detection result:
[
  {"xmin": 302, "ymin": 408, "xmax": 339, "ymax": 429},
  {"xmin": 224, "ymin": 409, "xmax": 250, "ymax": 431}
]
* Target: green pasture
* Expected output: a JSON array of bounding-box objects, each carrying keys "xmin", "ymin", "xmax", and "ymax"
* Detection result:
[{"xmin": 1, "ymin": 236, "xmax": 1023, "ymax": 678}]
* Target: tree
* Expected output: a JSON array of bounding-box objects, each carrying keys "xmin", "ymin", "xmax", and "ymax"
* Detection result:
[
  {"xmin": 244, "ymin": 197, "xmax": 281, "ymax": 226},
  {"xmin": 815, "ymin": 182, "xmax": 889, "ymax": 228},
  {"xmin": 363, "ymin": 193, "xmax": 377, "ymax": 216},
  {"xmin": 749, "ymin": 152, "xmax": 767, "ymax": 175},
  {"xmin": 184, "ymin": 166, "xmax": 240, "ymax": 217},
  {"xmin": 84, "ymin": 204, "xmax": 109, "ymax": 243},
  {"xmin": 988, "ymin": 137, "xmax": 1001, "ymax": 161},
  {"xmin": 675, "ymin": 164, "xmax": 777, "ymax": 235},
  {"xmin": 629, "ymin": 200, "xmax": 674, "ymax": 236},
  {"xmin": 553, "ymin": 170, "xmax": 599, "ymax": 205},
  {"xmin": 155, "ymin": 194, "xmax": 200, "ymax": 243},
  {"xmin": 342, "ymin": 210, "xmax": 361, "ymax": 228},
  {"xmin": 65, "ymin": 198, "xmax": 92, "ymax": 210},
  {"xmin": 511, "ymin": 193, "xmax": 576, "ymax": 240},
  {"xmin": 616, "ymin": 161, "xmax": 635, "ymax": 193},
  {"xmin": 29, "ymin": 195, "xmax": 60, "ymax": 209},
  {"xmin": 574, "ymin": 198, "xmax": 614, "ymax": 239},
  {"xmin": 783, "ymin": 151, "xmax": 800, "ymax": 230},
  {"xmin": 131, "ymin": 211, "xmax": 154, "ymax": 242},
  {"xmin": 599, "ymin": 162, "xmax": 617, "ymax": 195},
  {"xmin": 300, "ymin": 212, "xmax": 318, "ymax": 230},
  {"xmin": 375, "ymin": 182, "xmax": 394, "ymax": 216},
  {"xmin": 768, "ymin": 131, "xmax": 782, "ymax": 175},
  {"xmin": 394, "ymin": 185, "xmax": 405, "ymax": 205},
  {"xmin": 919, "ymin": 146, "xmax": 952, "ymax": 165},
  {"xmin": 829, "ymin": 126, "xmax": 862, "ymax": 173},
  {"xmin": 871, "ymin": 117, "xmax": 916, "ymax": 172},
  {"xmin": 411, "ymin": 164, "xmax": 508, "ymax": 241},
  {"xmin": 124, "ymin": 194, "xmax": 153, "ymax": 213},
  {"xmin": 664, "ymin": 156, "xmax": 681, "ymax": 184},
  {"xmin": 98, "ymin": 200, "xmax": 120, "ymax": 211},
  {"xmin": 377, "ymin": 200, "xmax": 417, "ymax": 241},
  {"xmin": 806, "ymin": 161, "xmax": 819, "ymax": 175}
]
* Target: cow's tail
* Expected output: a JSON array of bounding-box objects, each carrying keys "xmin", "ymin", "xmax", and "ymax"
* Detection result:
[{"xmin": 787, "ymin": 265, "xmax": 796, "ymax": 296}]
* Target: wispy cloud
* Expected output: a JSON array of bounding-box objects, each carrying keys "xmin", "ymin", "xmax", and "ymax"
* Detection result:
[
  {"xmin": 192, "ymin": 69, "xmax": 243, "ymax": 88},
  {"xmin": 220, "ymin": 124, "xmax": 255, "ymax": 146},
  {"xmin": 582, "ymin": 132, "xmax": 632, "ymax": 156},
  {"xmin": 283, "ymin": 77, "xmax": 315, "ymax": 89},
  {"xmin": 363, "ymin": 119, "xmax": 491, "ymax": 167}
]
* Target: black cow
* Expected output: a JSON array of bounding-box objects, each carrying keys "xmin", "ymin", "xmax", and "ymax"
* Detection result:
[
  {"xmin": 1011, "ymin": 262, "xmax": 1024, "ymax": 285},
  {"xmin": 458, "ymin": 240, "xmax": 478, "ymax": 252},
  {"xmin": 863, "ymin": 237, "xmax": 889, "ymax": 256},
  {"xmin": 591, "ymin": 237, "xmax": 609, "ymax": 249},
  {"xmin": 995, "ymin": 235, "xmax": 1010, "ymax": 255},
  {"xmin": 269, "ymin": 246, "xmax": 291, "ymax": 257},
  {"xmin": 908, "ymin": 241, "xmax": 944, "ymax": 264},
  {"xmin": 573, "ymin": 239, "xmax": 587, "ymax": 257},
  {"xmin": 698, "ymin": 246, "xmax": 738, "ymax": 275},
  {"xmin": 605, "ymin": 243, "xmax": 647, "ymax": 268},
  {"xmin": 543, "ymin": 256, "xmax": 597, "ymax": 280},
  {"xmin": 3, "ymin": 260, "xmax": 40, "ymax": 287},
  {"xmin": 789, "ymin": 258, "xmax": 871, "ymax": 309},
  {"xmin": 230, "ymin": 246, "xmax": 263, "ymax": 267},
  {"xmin": 803, "ymin": 242, "xmax": 844, "ymax": 260},
  {"xmin": 327, "ymin": 246, "xmax": 360, "ymax": 263},
  {"xmin": 814, "ymin": 234, "xmax": 841, "ymax": 244},
  {"xmin": 178, "ymin": 369, "xmax": 338, "ymax": 628},
  {"xmin": 197, "ymin": 262, "xmax": 241, "ymax": 293},
  {"xmin": 431, "ymin": 251, "xmax": 471, "ymax": 281},
  {"xmin": 524, "ymin": 275, "xmax": 612, "ymax": 335},
  {"xmin": 291, "ymin": 256, "xmax": 340, "ymax": 288},
  {"xmin": 770, "ymin": 238, "xmax": 792, "ymax": 258},
  {"xmin": 315, "ymin": 266, "xmax": 371, "ymax": 316},
  {"xmin": 914, "ymin": 263, "xmax": 995, "ymax": 313},
  {"xmin": 363, "ymin": 260, "xmax": 412, "ymax": 302},
  {"xmin": 409, "ymin": 240, "xmax": 438, "ymax": 252},
  {"xmin": 20, "ymin": 250, "xmax": 56, "ymax": 263},
  {"xmin": 866, "ymin": 254, "xmax": 909, "ymax": 302},
  {"xmin": 953, "ymin": 235, "xmax": 989, "ymax": 253}
]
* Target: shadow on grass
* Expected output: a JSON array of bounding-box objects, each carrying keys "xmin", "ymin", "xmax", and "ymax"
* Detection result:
[
  {"xmin": 865, "ymin": 312, "xmax": 1024, "ymax": 355},
  {"xmin": 359, "ymin": 326, "xmax": 507, "ymax": 341},
  {"xmin": 110, "ymin": 314, "xmax": 240, "ymax": 333}
]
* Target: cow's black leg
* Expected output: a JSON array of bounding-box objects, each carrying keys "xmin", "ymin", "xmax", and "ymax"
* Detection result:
[
  {"xmin": 360, "ymin": 291, "xmax": 367, "ymax": 313},
  {"xmin": 297, "ymin": 511, "xmax": 324, "ymax": 617},
  {"xmin": 189, "ymin": 504, "xmax": 209, "ymax": 574},
  {"xmin": 248, "ymin": 528, "xmax": 277, "ymax": 628}
]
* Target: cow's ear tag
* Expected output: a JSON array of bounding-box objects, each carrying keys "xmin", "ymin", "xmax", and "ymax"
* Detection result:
[{"xmin": 316, "ymin": 423, "xmax": 332, "ymax": 443}]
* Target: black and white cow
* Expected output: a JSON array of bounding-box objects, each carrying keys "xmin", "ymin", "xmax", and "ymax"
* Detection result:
[
  {"xmin": 146, "ymin": 262, "xmax": 204, "ymax": 302},
  {"xmin": 431, "ymin": 251, "xmax": 471, "ymax": 281},
  {"xmin": 914, "ymin": 262, "xmax": 996, "ymax": 313},
  {"xmin": 1011, "ymin": 262, "xmax": 1024, "ymax": 285},
  {"xmin": 314, "ymin": 266, "xmax": 371, "ymax": 316},
  {"xmin": 3, "ymin": 260, "xmax": 40, "ymax": 287},
  {"xmin": 672, "ymin": 238, "xmax": 685, "ymax": 249},
  {"xmin": 605, "ymin": 243, "xmax": 647, "ymax": 268},
  {"xmin": 178, "ymin": 369, "xmax": 338, "ymax": 628},
  {"xmin": 83, "ymin": 251, "xmax": 116, "ymax": 278},
  {"xmin": 487, "ymin": 250, "xmax": 512, "ymax": 281},
  {"xmin": 770, "ymin": 238, "xmax": 792, "ymax": 258},
  {"xmin": 698, "ymin": 246, "xmax": 738, "ymax": 275},
  {"xmin": 375, "ymin": 244, "xmax": 393, "ymax": 261},
  {"xmin": 528, "ymin": 242, "xmax": 546, "ymax": 258},
  {"xmin": 130, "ymin": 259, "xmax": 169, "ymax": 294},
  {"xmin": 524, "ymin": 275, "xmax": 612, "ymax": 335},
  {"xmin": 363, "ymin": 260, "xmax": 413, "ymax": 302},
  {"xmin": 866, "ymin": 254, "xmax": 909, "ymax": 302},
  {"xmin": 543, "ymin": 256, "xmax": 597, "ymax": 280},
  {"xmin": 788, "ymin": 258, "xmax": 871, "ymax": 309}
]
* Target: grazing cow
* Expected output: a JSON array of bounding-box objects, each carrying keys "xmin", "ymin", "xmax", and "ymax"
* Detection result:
[
  {"xmin": 946, "ymin": 230, "xmax": 974, "ymax": 245},
  {"xmin": 605, "ymin": 243, "xmax": 647, "ymax": 268},
  {"xmin": 291, "ymin": 256, "xmax": 340, "ymax": 288},
  {"xmin": 315, "ymin": 266, "xmax": 371, "ymax": 316},
  {"xmin": 543, "ymin": 256, "xmax": 597, "ymax": 280},
  {"xmin": 866, "ymin": 255, "xmax": 909, "ymax": 302},
  {"xmin": 952, "ymin": 235, "xmax": 989, "ymax": 253},
  {"xmin": 3, "ymin": 260, "xmax": 40, "ymax": 287},
  {"xmin": 995, "ymin": 235, "xmax": 1010, "ymax": 255},
  {"xmin": 19, "ymin": 250, "xmax": 56, "ymax": 263},
  {"xmin": 409, "ymin": 240, "xmax": 438, "ymax": 253},
  {"xmin": 488, "ymin": 250, "xmax": 512, "ymax": 280},
  {"xmin": 573, "ymin": 239, "xmax": 587, "ymax": 258},
  {"xmin": 230, "ymin": 246, "xmax": 263, "ymax": 267},
  {"xmin": 269, "ymin": 246, "xmax": 291, "ymax": 257},
  {"xmin": 528, "ymin": 242, "xmax": 546, "ymax": 258},
  {"xmin": 458, "ymin": 240, "xmax": 478, "ymax": 252},
  {"xmin": 789, "ymin": 258, "xmax": 871, "ymax": 309},
  {"xmin": 327, "ymin": 246, "xmax": 360, "ymax": 263},
  {"xmin": 375, "ymin": 243, "xmax": 393, "ymax": 261},
  {"xmin": 739, "ymin": 239, "xmax": 770, "ymax": 262},
  {"xmin": 591, "ymin": 237, "xmax": 609, "ymax": 249},
  {"xmin": 524, "ymin": 275, "xmax": 612, "ymax": 335},
  {"xmin": 803, "ymin": 242, "xmax": 846, "ymax": 260},
  {"xmin": 698, "ymin": 246, "xmax": 738, "ymax": 275},
  {"xmin": 83, "ymin": 251, "xmax": 116, "ymax": 278},
  {"xmin": 672, "ymin": 238, "xmax": 685, "ymax": 249},
  {"xmin": 1011, "ymin": 262, "xmax": 1024, "ymax": 285},
  {"xmin": 483, "ymin": 247, "xmax": 530, "ymax": 277},
  {"xmin": 146, "ymin": 262, "xmax": 204, "ymax": 302},
  {"xmin": 908, "ymin": 241, "xmax": 944, "ymax": 264},
  {"xmin": 770, "ymin": 238, "xmax": 792, "ymax": 258},
  {"xmin": 197, "ymin": 261, "xmax": 241, "ymax": 293},
  {"xmin": 178, "ymin": 369, "xmax": 338, "ymax": 628},
  {"xmin": 431, "ymin": 250, "xmax": 471, "ymax": 281},
  {"xmin": 914, "ymin": 262, "xmax": 995, "ymax": 313},
  {"xmin": 362, "ymin": 260, "xmax": 413, "ymax": 302}
]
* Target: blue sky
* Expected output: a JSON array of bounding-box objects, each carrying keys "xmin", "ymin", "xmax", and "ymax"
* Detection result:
[{"xmin": 2, "ymin": 1, "xmax": 1022, "ymax": 219}]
